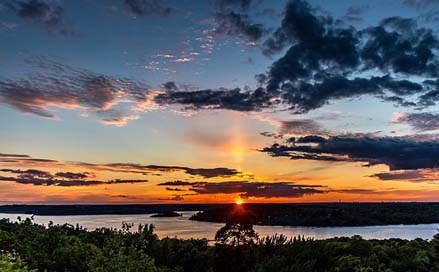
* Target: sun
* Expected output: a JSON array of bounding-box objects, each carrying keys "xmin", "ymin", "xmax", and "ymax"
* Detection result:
[{"xmin": 235, "ymin": 199, "xmax": 243, "ymax": 205}]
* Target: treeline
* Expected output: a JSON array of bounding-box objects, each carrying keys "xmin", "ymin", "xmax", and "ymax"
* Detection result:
[
  {"xmin": 1, "ymin": 218, "xmax": 439, "ymax": 271},
  {"xmin": 0, "ymin": 204, "xmax": 217, "ymax": 215},
  {"xmin": 190, "ymin": 203, "xmax": 439, "ymax": 226}
]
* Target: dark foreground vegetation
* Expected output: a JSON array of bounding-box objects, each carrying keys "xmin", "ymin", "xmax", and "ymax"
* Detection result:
[
  {"xmin": 190, "ymin": 203, "xmax": 439, "ymax": 226},
  {"xmin": 1, "ymin": 218, "xmax": 439, "ymax": 272}
]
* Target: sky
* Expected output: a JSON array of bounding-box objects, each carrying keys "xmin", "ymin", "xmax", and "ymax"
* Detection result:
[{"xmin": 1, "ymin": 0, "xmax": 439, "ymax": 204}]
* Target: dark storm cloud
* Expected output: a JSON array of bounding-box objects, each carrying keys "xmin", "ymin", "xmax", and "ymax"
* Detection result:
[
  {"xmin": 155, "ymin": 0, "xmax": 439, "ymax": 114},
  {"xmin": 261, "ymin": 135, "xmax": 439, "ymax": 170},
  {"xmin": 393, "ymin": 112, "xmax": 439, "ymax": 131},
  {"xmin": 3, "ymin": 1, "xmax": 439, "ymax": 120},
  {"xmin": 0, "ymin": 59, "xmax": 151, "ymax": 123},
  {"xmin": 0, "ymin": 168, "xmax": 149, "ymax": 186},
  {"xmin": 361, "ymin": 17, "xmax": 439, "ymax": 77},
  {"xmin": 262, "ymin": 0, "xmax": 360, "ymax": 58},
  {"xmin": 124, "ymin": 0, "xmax": 173, "ymax": 17},
  {"xmin": 5, "ymin": 0, "xmax": 73, "ymax": 35},
  {"xmin": 210, "ymin": 11, "xmax": 267, "ymax": 42},
  {"xmin": 272, "ymin": 76, "xmax": 423, "ymax": 113},
  {"xmin": 380, "ymin": 96, "xmax": 417, "ymax": 107},
  {"xmin": 154, "ymin": 87, "xmax": 278, "ymax": 111}
]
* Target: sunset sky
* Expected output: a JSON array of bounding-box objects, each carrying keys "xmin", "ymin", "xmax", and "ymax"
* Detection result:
[{"xmin": 1, "ymin": 0, "xmax": 439, "ymax": 204}]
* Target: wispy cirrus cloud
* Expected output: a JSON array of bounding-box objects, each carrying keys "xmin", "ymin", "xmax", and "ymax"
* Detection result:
[
  {"xmin": 393, "ymin": 112, "xmax": 439, "ymax": 131},
  {"xmin": 0, "ymin": 58, "xmax": 157, "ymax": 126}
]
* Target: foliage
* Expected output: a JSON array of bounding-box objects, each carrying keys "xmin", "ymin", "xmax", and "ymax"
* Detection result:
[
  {"xmin": 0, "ymin": 255, "xmax": 35, "ymax": 272},
  {"xmin": 190, "ymin": 203, "xmax": 439, "ymax": 227},
  {"xmin": 1, "ymin": 218, "xmax": 439, "ymax": 271},
  {"xmin": 215, "ymin": 222, "xmax": 258, "ymax": 246}
]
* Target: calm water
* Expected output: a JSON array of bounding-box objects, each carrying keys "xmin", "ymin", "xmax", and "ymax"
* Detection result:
[{"xmin": 1, "ymin": 211, "xmax": 438, "ymax": 240}]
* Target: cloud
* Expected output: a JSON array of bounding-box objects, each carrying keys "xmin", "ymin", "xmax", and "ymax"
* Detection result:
[
  {"xmin": 154, "ymin": 87, "xmax": 277, "ymax": 111},
  {"xmin": 261, "ymin": 135, "xmax": 439, "ymax": 170},
  {"xmin": 155, "ymin": 1, "xmax": 439, "ymax": 115},
  {"xmin": 279, "ymin": 119, "xmax": 327, "ymax": 135},
  {"xmin": 402, "ymin": 0, "xmax": 439, "ymax": 9},
  {"xmin": 344, "ymin": 4, "xmax": 369, "ymax": 22},
  {"xmin": 55, "ymin": 171, "xmax": 90, "ymax": 179},
  {"xmin": 0, "ymin": 153, "xmax": 30, "ymax": 158},
  {"xmin": 158, "ymin": 180, "xmax": 196, "ymax": 186},
  {"xmin": 159, "ymin": 194, "xmax": 184, "ymax": 201},
  {"xmin": 101, "ymin": 164, "xmax": 240, "ymax": 178},
  {"xmin": 371, "ymin": 169, "xmax": 439, "ymax": 182},
  {"xmin": 165, "ymin": 187, "xmax": 186, "ymax": 191},
  {"xmin": 0, "ymin": 153, "xmax": 242, "ymax": 179},
  {"xmin": 214, "ymin": 0, "xmax": 258, "ymax": 10},
  {"xmin": 4, "ymin": 0, "xmax": 439, "ymax": 122},
  {"xmin": 332, "ymin": 188, "xmax": 379, "ymax": 194},
  {"xmin": 159, "ymin": 180, "xmax": 325, "ymax": 198},
  {"xmin": 0, "ymin": 59, "xmax": 154, "ymax": 125},
  {"xmin": 393, "ymin": 112, "xmax": 439, "ymax": 131},
  {"xmin": 124, "ymin": 0, "xmax": 173, "ymax": 17},
  {"xmin": 0, "ymin": 168, "xmax": 149, "ymax": 186},
  {"xmin": 209, "ymin": 11, "xmax": 267, "ymax": 42},
  {"xmin": 5, "ymin": 0, "xmax": 73, "ymax": 35}
]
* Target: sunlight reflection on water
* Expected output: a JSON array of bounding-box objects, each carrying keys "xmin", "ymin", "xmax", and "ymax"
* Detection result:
[{"xmin": 2, "ymin": 211, "xmax": 438, "ymax": 240}]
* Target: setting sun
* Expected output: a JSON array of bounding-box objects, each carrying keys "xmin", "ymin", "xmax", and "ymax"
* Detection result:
[{"xmin": 235, "ymin": 199, "xmax": 243, "ymax": 205}]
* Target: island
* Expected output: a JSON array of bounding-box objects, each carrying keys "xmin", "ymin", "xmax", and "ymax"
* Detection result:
[{"xmin": 150, "ymin": 211, "xmax": 182, "ymax": 217}]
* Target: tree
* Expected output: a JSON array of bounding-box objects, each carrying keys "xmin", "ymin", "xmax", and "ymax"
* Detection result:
[
  {"xmin": 214, "ymin": 222, "xmax": 258, "ymax": 247},
  {"xmin": 0, "ymin": 256, "xmax": 36, "ymax": 272}
]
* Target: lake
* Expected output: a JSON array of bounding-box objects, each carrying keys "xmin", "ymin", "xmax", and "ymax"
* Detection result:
[{"xmin": 1, "ymin": 211, "xmax": 439, "ymax": 240}]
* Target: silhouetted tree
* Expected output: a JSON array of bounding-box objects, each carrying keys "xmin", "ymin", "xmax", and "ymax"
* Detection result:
[{"xmin": 214, "ymin": 222, "xmax": 258, "ymax": 247}]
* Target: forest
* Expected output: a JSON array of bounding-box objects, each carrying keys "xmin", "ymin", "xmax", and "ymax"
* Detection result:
[
  {"xmin": 1, "ymin": 217, "xmax": 439, "ymax": 272},
  {"xmin": 190, "ymin": 203, "xmax": 439, "ymax": 226}
]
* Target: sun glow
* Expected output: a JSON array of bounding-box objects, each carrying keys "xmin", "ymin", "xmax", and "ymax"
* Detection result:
[{"xmin": 235, "ymin": 199, "xmax": 243, "ymax": 205}]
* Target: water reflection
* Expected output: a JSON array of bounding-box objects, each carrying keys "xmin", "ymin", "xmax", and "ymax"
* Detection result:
[{"xmin": 1, "ymin": 211, "xmax": 438, "ymax": 241}]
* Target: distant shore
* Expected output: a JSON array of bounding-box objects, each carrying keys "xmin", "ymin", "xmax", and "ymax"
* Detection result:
[
  {"xmin": 0, "ymin": 204, "xmax": 216, "ymax": 216},
  {"xmin": 2, "ymin": 203, "xmax": 439, "ymax": 227},
  {"xmin": 189, "ymin": 203, "xmax": 439, "ymax": 227}
]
